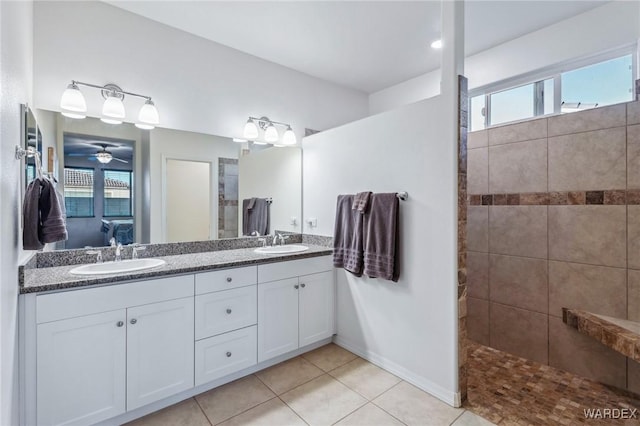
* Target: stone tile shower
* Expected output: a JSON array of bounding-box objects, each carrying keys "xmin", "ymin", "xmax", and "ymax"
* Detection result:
[{"xmin": 465, "ymin": 101, "xmax": 640, "ymax": 414}]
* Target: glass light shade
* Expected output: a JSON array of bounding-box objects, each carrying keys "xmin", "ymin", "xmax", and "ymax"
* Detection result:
[
  {"xmin": 101, "ymin": 95, "xmax": 125, "ymax": 124},
  {"xmin": 96, "ymin": 152, "xmax": 112, "ymax": 164},
  {"xmin": 60, "ymin": 83, "xmax": 87, "ymax": 118},
  {"xmin": 282, "ymin": 126, "xmax": 297, "ymax": 145},
  {"xmin": 137, "ymin": 100, "xmax": 159, "ymax": 129},
  {"xmin": 264, "ymin": 123, "xmax": 279, "ymax": 143},
  {"xmin": 430, "ymin": 39, "xmax": 442, "ymax": 49},
  {"xmin": 243, "ymin": 119, "xmax": 259, "ymax": 139}
]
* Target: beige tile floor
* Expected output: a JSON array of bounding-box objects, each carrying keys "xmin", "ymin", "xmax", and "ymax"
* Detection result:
[{"xmin": 127, "ymin": 343, "xmax": 494, "ymax": 426}]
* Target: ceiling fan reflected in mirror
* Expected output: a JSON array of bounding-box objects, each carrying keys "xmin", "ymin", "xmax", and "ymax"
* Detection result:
[{"xmin": 67, "ymin": 142, "xmax": 129, "ymax": 164}]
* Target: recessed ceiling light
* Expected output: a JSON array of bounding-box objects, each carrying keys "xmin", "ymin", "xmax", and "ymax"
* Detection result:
[{"xmin": 430, "ymin": 39, "xmax": 442, "ymax": 49}]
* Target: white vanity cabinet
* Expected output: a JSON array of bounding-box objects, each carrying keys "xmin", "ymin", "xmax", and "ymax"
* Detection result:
[
  {"xmin": 23, "ymin": 254, "xmax": 334, "ymax": 426},
  {"xmin": 33, "ymin": 275, "xmax": 194, "ymax": 426},
  {"xmin": 257, "ymin": 257, "xmax": 334, "ymax": 362}
]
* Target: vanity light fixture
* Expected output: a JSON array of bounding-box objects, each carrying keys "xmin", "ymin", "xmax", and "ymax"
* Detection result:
[
  {"xmin": 242, "ymin": 116, "xmax": 297, "ymax": 145},
  {"xmin": 59, "ymin": 80, "xmax": 160, "ymax": 129},
  {"xmin": 60, "ymin": 82, "xmax": 88, "ymax": 119}
]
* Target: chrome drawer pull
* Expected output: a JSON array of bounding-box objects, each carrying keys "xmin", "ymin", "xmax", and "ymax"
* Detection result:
[
  {"xmin": 226, "ymin": 351, "xmax": 232, "ymax": 357},
  {"xmin": 300, "ymin": 283, "xmax": 306, "ymax": 288},
  {"xmin": 130, "ymin": 318, "xmax": 137, "ymax": 325},
  {"xmin": 226, "ymin": 308, "xmax": 232, "ymax": 314},
  {"xmin": 226, "ymin": 277, "xmax": 233, "ymax": 283},
  {"xmin": 116, "ymin": 321, "xmax": 124, "ymax": 327},
  {"xmin": 294, "ymin": 284, "xmax": 299, "ymax": 289}
]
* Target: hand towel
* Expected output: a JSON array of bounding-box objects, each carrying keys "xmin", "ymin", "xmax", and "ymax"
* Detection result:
[
  {"xmin": 23, "ymin": 180, "xmax": 44, "ymax": 250},
  {"xmin": 363, "ymin": 193, "xmax": 399, "ymax": 282},
  {"xmin": 39, "ymin": 178, "xmax": 68, "ymax": 244},
  {"xmin": 333, "ymin": 194, "xmax": 364, "ymax": 276},
  {"xmin": 352, "ymin": 191, "xmax": 372, "ymax": 213}
]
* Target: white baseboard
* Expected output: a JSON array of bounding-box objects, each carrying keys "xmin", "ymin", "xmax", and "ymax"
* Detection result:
[{"xmin": 333, "ymin": 336, "xmax": 461, "ymax": 407}]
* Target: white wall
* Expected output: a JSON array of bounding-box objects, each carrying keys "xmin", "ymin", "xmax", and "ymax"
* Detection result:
[
  {"xmin": 33, "ymin": 1, "xmax": 368, "ymax": 142},
  {"xmin": 0, "ymin": 1, "xmax": 33, "ymax": 424},
  {"xmin": 370, "ymin": 1, "xmax": 640, "ymax": 114},
  {"xmin": 302, "ymin": 96, "xmax": 459, "ymax": 404},
  {"xmin": 149, "ymin": 128, "xmax": 239, "ymax": 243},
  {"xmin": 238, "ymin": 147, "xmax": 302, "ymax": 236}
]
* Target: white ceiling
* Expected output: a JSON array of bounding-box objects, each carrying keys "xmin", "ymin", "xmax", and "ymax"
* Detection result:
[{"xmin": 106, "ymin": 1, "xmax": 608, "ymax": 94}]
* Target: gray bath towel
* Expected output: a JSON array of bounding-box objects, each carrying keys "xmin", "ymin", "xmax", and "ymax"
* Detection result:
[
  {"xmin": 352, "ymin": 191, "xmax": 372, "ymax": 213},
  {"xmin": 333, "ymin": 194, "xmax": 364, "ymax": 276},
  {"xmin": 23, "ymin": 178, "xmax": 68, "ymax": 250},
  {"xmin": 23, "ymin": 180, "xmax": 44, "ymax": 250},
  {"xmin": 242, "ymin": 198, "xmax": 270, "ymax": 236},
  {"xmin": 39, "ymin": 180, "xmax": 68, "ymax": 244},
  {"xmin": 363, "ymin": 193, "xmax": 399, "ymax": 282}
]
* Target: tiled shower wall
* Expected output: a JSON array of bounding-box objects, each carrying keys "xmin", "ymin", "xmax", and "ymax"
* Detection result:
[{"xmin": 466, "ymin": 101, "xmax": 640, "ymax": 394}]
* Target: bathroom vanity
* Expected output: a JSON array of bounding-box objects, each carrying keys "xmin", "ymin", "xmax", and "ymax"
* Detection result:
[{"xmin": 19, "ymin": 245, "xmax": 334, "ymax": 426}]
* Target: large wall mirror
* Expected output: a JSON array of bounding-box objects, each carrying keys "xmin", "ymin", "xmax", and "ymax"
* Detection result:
[
  {"xmin": 36, "ymin": 110, "xmax": 302, "ymax": 250},
  {"xmin": 22, "ymin": 104, "xmax": 42, "ymax": 187}
]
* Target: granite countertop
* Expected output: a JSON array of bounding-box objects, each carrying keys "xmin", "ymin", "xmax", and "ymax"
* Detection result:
[{"xmin": 21, "ymin": 245, "xmax": 333, "ymax": 294}]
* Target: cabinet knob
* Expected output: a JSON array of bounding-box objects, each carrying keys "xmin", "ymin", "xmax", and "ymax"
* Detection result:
[
  {"xmin": 226, "ymin": 351, "xmax": 232, "ymax": 357},
  {"xmin": 226, "ymin": 308, "xmax": 232, "ymax": 314},
  {"xmin": 294, "ymin": 284, "xmax": 299, "ymax": 289},
  {"xmin": 300, "ymin": 283, "xmax": 306, "ymax": 288},
  {"xmin": 226, "ymin": 277, "xmax": 233, "ymax": 283},
  {"xmin": 116, "ymin": 321, "xmax": 124, "ymax": 327},
  {"xmin": 130, "ymin": 318, "xmax": 137, "ymax": 325}
]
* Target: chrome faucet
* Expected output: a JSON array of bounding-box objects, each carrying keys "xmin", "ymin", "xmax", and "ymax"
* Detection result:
[
  {"xmin": 86, "ymin": 249, "xmax": 103, "ymax": 263},
  {"xmin": 271, "ymin": 233, "xmax": 281, "ymax": 246},
  {"xmin": 131, "ymin": 244, "xmax": 146, "ymax": 260},
  {"xmin": 115, "ymin": 243, "xmax": 123, "ymax": 262}
]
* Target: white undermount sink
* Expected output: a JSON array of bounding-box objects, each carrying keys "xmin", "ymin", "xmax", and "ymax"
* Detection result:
[
  {"xmin": 254, "ymin": 245, "xmax": 309, "ymax": 254},
  {"xmin": 69, "ymin": 258, "xmax": 166, "ymax": 275}
]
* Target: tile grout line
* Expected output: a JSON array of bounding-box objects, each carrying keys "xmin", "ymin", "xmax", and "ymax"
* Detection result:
[
  {"xmin": 367, "ymin": 381, "xmax": 411, "ymax": 426},
  {"xmin": 468, "ymin": 249, "xmax": 628, "ymax": 271},
  {"xmin": 276, "ymin": 395, "xmax": 311, "ymax": 426},
  {"xmin": 192, "ymin": 396, "xmax": 214, "ymax": 426},
  {"xmin": 546, "ymin": 116, "xmax": 550, "ymax": 366}
]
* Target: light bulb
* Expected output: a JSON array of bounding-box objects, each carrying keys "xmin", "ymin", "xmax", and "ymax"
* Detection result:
[
  {"xmin": 243, "ymin": 119, "xmax": 259, "ymax": 139},
  {"xmin": 233, "ymin": 138, "xmax": 247, "ymax": 143},
  {"xmin": 282, "ymin": 126, "xmax": 297, "ymax": 145},
  {"xmin": 96, "ymin": 152, "xmax": 112, "ymax": 164},
  {"xmin": 430, "ymin": 39, "xmax": 442, "ymax": 49},
  {"xmin": 60, "ymin": 83, "xmax": 87, "ymax": 119},
  {"xmin": 264, "ymin": 123, "xmax": 279, "ymax": 143},
  {"xmin": 136, "ymin": 99, "xmax": 159, "ymax": 129},
  {"xmin": 101, "ymin": 94, "xmax": 125, "ymax": 124}
]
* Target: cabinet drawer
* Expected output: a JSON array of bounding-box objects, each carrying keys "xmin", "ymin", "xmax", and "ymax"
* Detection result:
[
  {"xmin": 195, "ymin": 286, "xmax": 257, "ymax": 339},
  {"xmin": 258, "ymin": 256, "xmax": 332, "ymax": 283},
  {"xmin": 195, "ymin": 266, "xmax": 257, "ymax": 295},
  {"xmin": 195, "ymin": 326, "xmax": 257, "ymax": 386},
  {"xmin": 37, "ymin": 275, "xmax": 194, "ymax": 324}
]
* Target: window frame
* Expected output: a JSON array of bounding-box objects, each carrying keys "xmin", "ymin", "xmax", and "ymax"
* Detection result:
[
  {"xmin": 64, "ymin": 166, "xmax": 95, "ymax": 218},
  {"xmin": 469, "ymin": 44, "xmax": 637, "ymax": 131},
  {"xmin": 102, "ymin": 168, "xmax": 133, "ymax": 218}
]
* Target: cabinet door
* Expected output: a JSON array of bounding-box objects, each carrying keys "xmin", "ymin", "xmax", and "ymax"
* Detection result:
[
  {"xmin": 299, "ymin": 271, "xmax": 335, "ymax": 347},
  {"xmin": 127, "ymin": 297, "xmax": 194, "ymax": 410},
  {"xmin": 37, "ymin": 310, "xmax": 126, "ymax": 426},
  {"xmin": 257, "ymin": 278, "xmax": 299, "ymax": 362}
]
